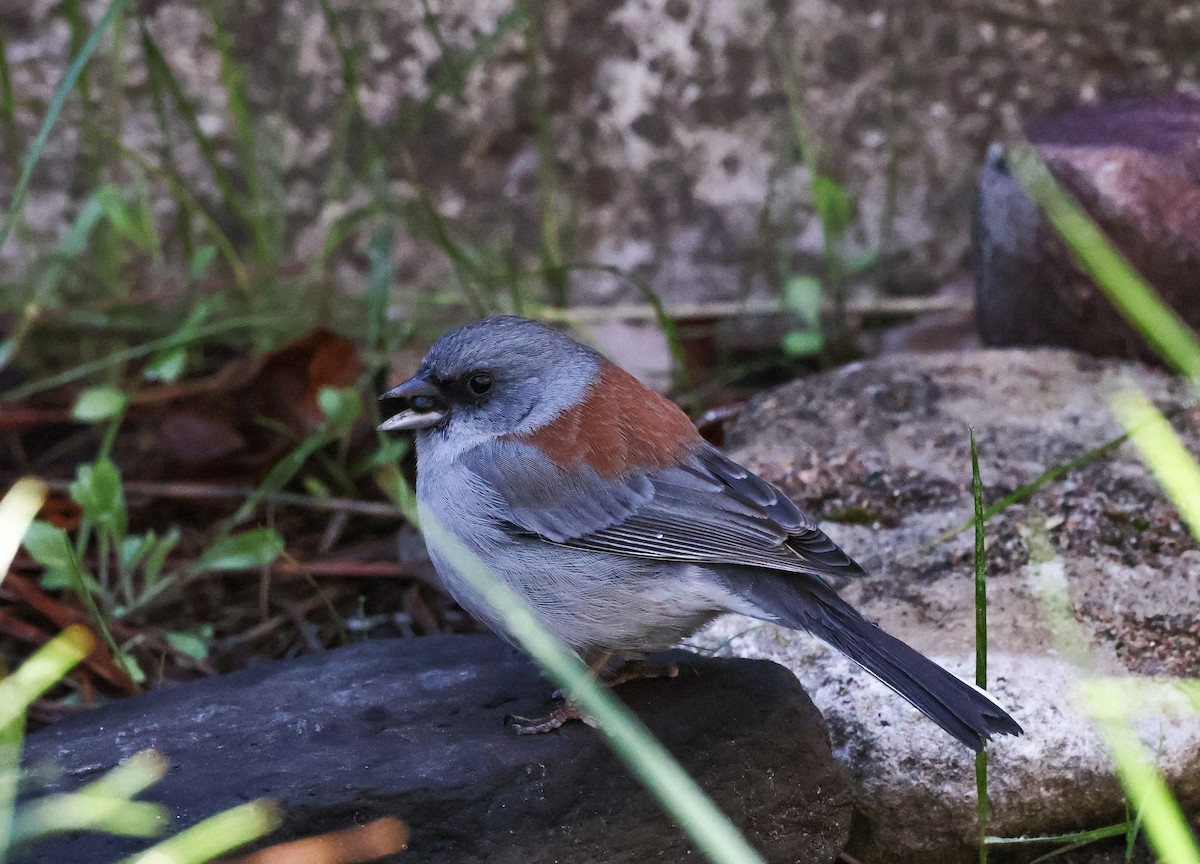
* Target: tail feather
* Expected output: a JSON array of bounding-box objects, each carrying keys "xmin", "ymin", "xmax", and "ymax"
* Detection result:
[{"xmin": 724, "ymin": 568, "xmax": 1023, "ymax": 751}]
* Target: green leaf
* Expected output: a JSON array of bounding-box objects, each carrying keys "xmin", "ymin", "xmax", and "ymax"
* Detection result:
[
  {"xmin": 120, "ymin": 532, "xmax": 153, "ymax": 574},
  {"xmin": 232, "ymin": 435, "xmax": 328, "ymax": 525},
  {"xmin": 844, "ymin": 247, "xmax": 879, "ymax": 277},
  {"xmin": 812, "ymin": 174, "xmax": 853, "ymax": 240},
  {"xmin": 72, "ymin": 387, "xmax": 129, "ymax": 423},
  {"xmin": 142, "ymin": 527, "xmax": 180, "ymax": 587},
  {"xmin": 115, "ymin": 653, "xmax": 146, "ymax": 685},
  {"xmin": 143, "ymin": 346, "xmax": 187, "ymax": 383},
  {"xmin": 95, "ymin": 184, "xmax": 157, "ymax": 251},
  {"xmin": 318, "ymin": 386, "xmax": 362, "ymax": 434},
  {"xmin": 40, "ymin": 567, "xmax": 100, "ymax": 593},
  {"xmin": 782, "ymin": 329, "xmax": 825, "ymax": 357},
  {"xmin": 23, "ymin": 521, "xmax": 76, "ymax": 571},
  {"xmin": 188, "ymin": 244, "xmax": 218, "ymax": 280},
  {"xmin": 0, "ymin": 337, "xmax": 16, "ymax": 369},
  {"xmin": 165, "ymin": 628, "xmax": 212, "ymax": 662},
  {"xmin": 144, "ymin": 298, "xmax": 218, "ymax": 383},
  {"xmin": 302, "ymin": 476, "xmax": 332, "ymax": 499},
  {"xmin": 359, "ymin": 435, "xmax": 409, "ymax": 477},
  {"xmin": 197, "ymin": 529, "xmax": 284, "ymax": 571},
  {"xmin": 70, "ymin": 458, "xmax": 127, "ymax": 536},
  {"xmin": 782, "ymin": 275, "xmax": 823, "ymax": 324},
  {"xmin": 24, "ymin": 521, "xmax": 99, "ymax": 592},
  {"xmin": 58, "ymin": 194, "xmax": 107, "ymax": 259}
]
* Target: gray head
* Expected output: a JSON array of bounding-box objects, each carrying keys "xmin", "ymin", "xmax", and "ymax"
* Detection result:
[{"xmin": 379, "ymin": 316, "xmax": 602, "ymax": 448}]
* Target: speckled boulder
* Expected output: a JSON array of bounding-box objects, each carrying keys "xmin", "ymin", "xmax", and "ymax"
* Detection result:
[
  {"xmin": 691, "ymin": 349, "xmax": 1200, "ymax": 864},
  {"xmin": 3, "ymin": 1, "xmax": 1198, "ymax": 308}
]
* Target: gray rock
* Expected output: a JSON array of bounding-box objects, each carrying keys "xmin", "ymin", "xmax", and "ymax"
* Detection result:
[
  {"xmin": 19, "ymin": 636, "xmax": 851, "ymax": 864},
  {"xmin": 690, "ymin": 349, "xmax": 1200, "ymax": 863},
  {"xmin": 975, "ymin": 95, "xmax": 1200, "ymax": 359}
]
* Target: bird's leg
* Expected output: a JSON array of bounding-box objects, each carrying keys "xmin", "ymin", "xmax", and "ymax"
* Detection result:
[
  {"xmin": 602, "ymin": 658, "xmax": 680, "ymax": 687},
  {"xmin": 506, "ymin": 652, "xmax": 682, "ymax": 734},
  {"xmin": 505, "ymin": 651, "xmax": 613, "ymax": 735}
]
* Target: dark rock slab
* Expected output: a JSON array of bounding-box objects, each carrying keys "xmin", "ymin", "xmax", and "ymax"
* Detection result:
[{"xmin": 19, "ymin": 636, "xmax": 851, "ymax": 863}]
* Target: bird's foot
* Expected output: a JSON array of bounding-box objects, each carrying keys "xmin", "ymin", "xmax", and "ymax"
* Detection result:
[
  {"xmin": 505, "ymin": 698, "xmax": 595, "ymax": 735},
  {"xmin": 507, "ymin": 657, "xmax": 679, "ymax": 735},
  {"xmin": 603, "ymin": 659, "xmax": 680, "ymax": 687}
]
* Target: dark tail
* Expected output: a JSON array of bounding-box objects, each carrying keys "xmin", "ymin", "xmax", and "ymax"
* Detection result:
[{"xmin": 723, "ymin": 567, "xmax": 1023, "ymax": 751}]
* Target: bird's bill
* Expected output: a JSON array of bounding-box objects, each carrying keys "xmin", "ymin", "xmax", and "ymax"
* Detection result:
[
  {"xmin": 378, "ymin": 407, "xmax": 447, "ymax": 431},
  {"xmin": 378, "ymin": 375, "xmax": 448, "ymax": 431}
]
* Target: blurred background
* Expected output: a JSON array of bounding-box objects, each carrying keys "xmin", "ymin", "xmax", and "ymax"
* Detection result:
[{"xmin": 4, "ymin": 1, "xmax": 1199, "ymax": 381}]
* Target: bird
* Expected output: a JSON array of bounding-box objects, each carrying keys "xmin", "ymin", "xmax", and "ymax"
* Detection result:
[{"xmin": 379, "ymin": 315, "xmax": 1022, "ymax": 749}]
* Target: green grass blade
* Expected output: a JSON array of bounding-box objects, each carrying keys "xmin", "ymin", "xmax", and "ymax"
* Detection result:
[
  {"xmin": 1112, "ymin": 389, "xmax": 1200, "ymax": 537},
  {"xmin": 396, "ymin": 0, "xmax": 531, "ymax": 135},
  {"xmin": 80, "ymin": 119, "xmax": 251, "ymax": 294},
  {"xmin": 0, "ymin": 0, "xmax": 133, "ymax": 251},
  {"xmin": 1106, "ymin": 387, "xmax": 1200, "ymax": 862},
  {"xmin": 986, "ymin": 823, "xmax": 1132, "ymax": 847},
  {"xmin": 0, "ymin": 29, "xmax": 18, "ymax": 172},
  {"xmin": 970, "ymin": 430, "xmax": 988, "ymax": 690},
  {"xmin": 0, "ymin": 478, "xmax": 47, "ymax": 583},
  {"xmin": 0, "ymin": 478, "xmax": 48, "ymax": 858},
  {"xmin": 0, "ymin": 625, "xmax": 94, "ymax": 733},
  {"xmin": 0, "ymin": 315, "xmax": 271, "ymax": 404},
  {"xmin": 986, "ymin": 819, "xmax": 1136, "ymax": 862},
  {"xmin": 209, "ymin": 13, "xmax": 273, "ymax": 269},
  {"xmin": 525, "ymin": 5, "xmax": 566, "ymax": 308},
  {"xmin": 79, "ymin": 749, "xmax": 169, "ymax": 800},
  {"xmin": 986, "ymin": 812, "xmax": 1137, "ymax": 864},
  {"xmin": 12, "ymin": 796, "xmax": 167, "ymax": 846},
  {"xmin": 0, "ymin": 697, "xmax": 19, "ymax": 861},
  {"xmin": 970, "ymin": 430, "xmax": 989, "ymax": 864},
  {"xmin": 137, "ymin": 21, "xmax": 249, "ymax": 233},
  {"xmin": 1078, "ymin": 681, "xmax": 1199, "ymax": 864},
  {"xmin": 1008, "ymin": 144, "xmax": 1200, "ymax": 382},
  {"xmin": 119, "ymin": 799, "xmax": 280, "ymax": 864},
  {"xmin": 420, "ymin": 507, "xmax": 766, "ymax": 864}
]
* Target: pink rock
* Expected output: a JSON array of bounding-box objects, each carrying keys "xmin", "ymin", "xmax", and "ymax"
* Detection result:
[{"xmin": 975, "ymin": 94, "xmax": 1200, "ymax": 360}]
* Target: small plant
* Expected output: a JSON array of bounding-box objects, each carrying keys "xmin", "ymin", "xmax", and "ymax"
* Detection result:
[
  {"xmin": 1, "ymin": 479, "xmax": 280, "ymax": 862},
  {"xmin": 16, "ymin": 377, "xmax": 301, "ymax": 683},
  {"xmin": 772, "ymin": 40, "xmax": 876, "ymax": 360}
]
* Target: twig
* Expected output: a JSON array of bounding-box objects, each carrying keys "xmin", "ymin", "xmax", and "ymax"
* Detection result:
[
  {"xmin": 270, "ymin": 560, "xmax": 425, "ymax": 579},
  {"xmin": 535, "ymin": 295, "xmax": 972, "ymax": 326},
  {"xmin": 40, "ymin": 479, "xmax": 405, "ymax": 519}
]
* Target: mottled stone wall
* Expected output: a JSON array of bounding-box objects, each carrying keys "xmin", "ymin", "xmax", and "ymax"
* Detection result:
[{"xmin": 2, "ymin": 0, "xmax": 1197, "ymax": 307}]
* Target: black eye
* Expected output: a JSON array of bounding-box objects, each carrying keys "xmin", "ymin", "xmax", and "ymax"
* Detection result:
[{"xmin": 467, "ymin": 372, "xmax": 493, "ymax": 396}]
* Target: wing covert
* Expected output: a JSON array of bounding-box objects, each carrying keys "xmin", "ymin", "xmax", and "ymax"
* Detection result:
[{"xmin": 464, "ymin": 439, "xmax": 862, "ymax": 578}]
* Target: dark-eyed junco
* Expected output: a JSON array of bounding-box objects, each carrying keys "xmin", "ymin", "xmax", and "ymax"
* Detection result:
[{"xmin": 380, "ymin": 316, "xmax": 1022, "ymax": 748}]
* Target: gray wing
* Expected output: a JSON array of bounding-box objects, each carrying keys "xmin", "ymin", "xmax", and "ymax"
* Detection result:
[{"xmin": 462, "ymin": 441, "xmax": 862, "ymax": 577}]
